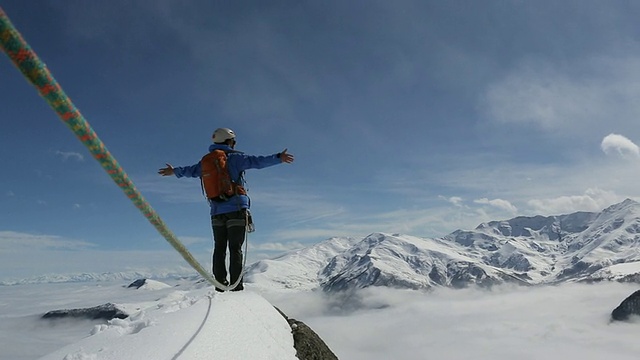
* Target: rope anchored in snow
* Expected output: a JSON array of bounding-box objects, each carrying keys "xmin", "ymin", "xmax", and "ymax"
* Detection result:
[{"xmin": 0, "ymin": 7, "xmax": 233, "ymax": 290}]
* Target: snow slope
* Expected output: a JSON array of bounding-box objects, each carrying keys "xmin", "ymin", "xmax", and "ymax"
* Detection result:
[
  {"xmin": 37, "ymin": 284, "xmax": 297, "ymax": 360},
  {"xmin": 246, "ymin": 236, "xmax": 360, "ymax": 291}
]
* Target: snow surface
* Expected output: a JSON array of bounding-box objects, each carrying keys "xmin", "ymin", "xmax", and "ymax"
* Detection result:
[
  {"xmin": 4, "ymin": 280, "xmax": 640, "ymax": 360},
  {"xmin": 1, "ymin": 280, "xmax": 296, "ymax": 360}
]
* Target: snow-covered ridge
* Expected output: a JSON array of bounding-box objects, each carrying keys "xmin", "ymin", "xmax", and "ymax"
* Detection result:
[
  {"xmin": 247, "ymin": 198, "xmax": 640, "ymax": 292},
  {"xmin": 37, "ymin": 282, "xmax": 300, "ymax": 360}
]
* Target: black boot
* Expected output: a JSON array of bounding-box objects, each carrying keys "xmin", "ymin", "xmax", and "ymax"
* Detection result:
[
  {"xmin": 215, "ymin": 279, "xmax": 229, "ymax": 293},
  {"xmin": 230, "ymin": 282, "xmax": 244, "ymax": 292}
]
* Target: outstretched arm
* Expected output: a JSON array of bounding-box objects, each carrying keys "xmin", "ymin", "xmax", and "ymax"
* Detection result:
[
  {"xmin": 158, "ymin": 162, "xmax": 202, "ymax": 178},
  {"xmin": 227, "ymin": 149, "xmax": 294, "ymax": 177}
]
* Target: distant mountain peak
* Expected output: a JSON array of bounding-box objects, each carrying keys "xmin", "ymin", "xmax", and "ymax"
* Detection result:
[
  {"xmin": 601, "ymin": 198, "xmax": 640, "ymax": 214},
  {"xmin": 246, "ymin": 199, "xmax": 640, "ymax": 292}
]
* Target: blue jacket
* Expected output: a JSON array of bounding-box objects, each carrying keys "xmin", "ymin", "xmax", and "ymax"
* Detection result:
[{"xmin": 173, "ymin": 144, "xmax": 282, "ymax": 215}]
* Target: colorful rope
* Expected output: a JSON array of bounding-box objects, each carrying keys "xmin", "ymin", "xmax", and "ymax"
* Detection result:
[{"xmin": 0, "ymin": 7, "xmax": 226, "ymax": 289}]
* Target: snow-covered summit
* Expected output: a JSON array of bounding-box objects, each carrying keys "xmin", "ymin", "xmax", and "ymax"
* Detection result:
[
  {"xmin": 30, "ymin": 278, "xmax": 338, "ymax": 360},
  {"xmin": 38, "ymin": 286, "xmax": 298, "ymax": 360},
  {"xmin": 246, "ymin": 199, "xmax": 640, "ymax": 292},
  {"xmin": 319, "ymin": 233, "xmax": 519, "ymax": 291},
  {"xmin": 245, "ymin": 236, "xmax": 359, "ymax": 291}
]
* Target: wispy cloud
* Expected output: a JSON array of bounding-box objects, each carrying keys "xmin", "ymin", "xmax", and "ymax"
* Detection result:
[
  {"xmin": 484, "ymin": 62, "xmax": 579, "ymax": 129},
  {"xmin": 270, "ymin": 228, "xmax": 354, "ymax": 242},
  {"xmin": 269, "ymin": 204, "xmax": 496, "ymax": 241},
  {"xmin": 135, "ymin": 175, "xmax": 205, "ymax": 204},
  {"xmin": 254, "ymin": 152, "xmax": 640, "ymax": 240},
  {"xmin": 249, "ymin": 185, "xmax": 349, "ymax": 225},
  {"xmin": 474, "ymin": 198, "xmax": 517, "ymax": 213},
  {"xmin": 0, "ymin": 231, "xmax": 96, "ymax": 252},
  {"xmin": 601, "ymin": 133, "xmax": 640, "ymax": 158},
  {"xmin": 176, "ymin": 236, "xmax": 209, "ymax": 246},
  {"xmin": 526, "ymin": 188, "xmax": 624, "ymax": 215},
  {"xmin": 482, "ymin": 57, "xmax": 640, "ymax": 135},
  {"xmin": 251, "ymin": 241, "xmax": 305, "ymax": 252},
  {"xmin": 55, "ymin": 150, "xmax": 84, "ymax": 162},
  {"xmin": 440, "ymin": 196, "xmax": 464, "ymax": 207}
]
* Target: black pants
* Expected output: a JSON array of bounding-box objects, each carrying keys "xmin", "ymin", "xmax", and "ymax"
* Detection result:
[{"xmin": 211, "ymin": 210, "xmax": 246, "ymax": 289}]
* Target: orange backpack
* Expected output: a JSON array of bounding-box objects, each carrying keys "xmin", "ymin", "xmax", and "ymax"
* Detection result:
[{"xmin": 200, "ymin": 150, "xmax": 246, "ymax": 201}]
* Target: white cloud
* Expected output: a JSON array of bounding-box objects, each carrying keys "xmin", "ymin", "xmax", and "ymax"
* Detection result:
[
  {"xmin": 440, "ymin": 196, "xmax": 464, "ymax": 207},
  {"xmin": 251, "ymin": 241, "xmax": 305, "ymax": 252},
  {"xmin": 409, "ymin": 148, "xmax": 640, "ymax": 212},
  {"xmin": 473, "ymin": 198, "xmax": 517, "ymax": 213},
  {"xmin": 265, "ymin": 283, "xmax": 640, "ymax": 359},
  {"xmin": 55, "ymin": 150, "xmax": 84, "ymax": 162},
  {"xmin": 526, "ymin": 188, "xmax": 622, "ymax": 215},
  {"xmin": 601, "ymin": 133, "xmax": 640, "ymax": 158}
]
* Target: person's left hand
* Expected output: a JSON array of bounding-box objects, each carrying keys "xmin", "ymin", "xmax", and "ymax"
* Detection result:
[{"xmin": 280, "ymin": 149, "xmax": 294, "ymax": 164}]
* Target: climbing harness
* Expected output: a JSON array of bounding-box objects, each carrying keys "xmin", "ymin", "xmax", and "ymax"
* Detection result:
[{"xmin": 0, "ymin": 7, "xmax": 243, "ymax": 291}]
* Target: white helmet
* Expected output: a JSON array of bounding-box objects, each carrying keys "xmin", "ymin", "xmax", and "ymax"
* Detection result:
[{"xmin": 212, "ymin": 128, "xmax": 236, "ymax": 143}]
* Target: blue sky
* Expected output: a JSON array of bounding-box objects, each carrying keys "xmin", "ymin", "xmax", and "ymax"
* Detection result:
[{"xmin": 3, "ymin": 0, "xmax": 640, "ymax": 280}]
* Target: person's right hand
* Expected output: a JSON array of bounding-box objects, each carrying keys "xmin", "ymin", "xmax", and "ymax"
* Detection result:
[{"xmin": 158, "ymin": 163, "xmax": 175, "ymax": 176}]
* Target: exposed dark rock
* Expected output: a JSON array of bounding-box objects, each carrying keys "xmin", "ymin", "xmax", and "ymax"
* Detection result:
[
  {"xmin": 42, "ymin": 303, "xmax": 128, "ymax": 321},
  {"xmin": 127, "ymin": 278, "xmax": 147, "ymax": 289},
  {"xmin": 555, "ymin": 260, "xmax": 593, "ymax": 281},
  {"xmin": 611, "ymin": 290, "xmax": 640, "ymax": 321},
  {"xmin": 275, "ymin": 307, "xmax": 339, "ymax": 360}
]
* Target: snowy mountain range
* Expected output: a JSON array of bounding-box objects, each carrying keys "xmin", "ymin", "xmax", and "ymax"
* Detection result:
[
  {"xmin": 7, "ymin": 199, "xmax": 640, "ymax": 292},
  {"xmin": 0, "ymin": 269, "xmax": 197, "ymax": 286},
  {"xmin": 246, "ymin": 198, "xmax": 640, "ymax": 292}
]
